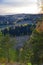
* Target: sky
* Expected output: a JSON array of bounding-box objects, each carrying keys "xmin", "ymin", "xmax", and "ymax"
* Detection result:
[{"xmin": 0, "ymin": 0, "xmax": 40, "ymax": 15}]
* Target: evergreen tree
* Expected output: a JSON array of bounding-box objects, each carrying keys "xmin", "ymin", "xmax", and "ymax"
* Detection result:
[
  {"xmin": 21, "ymin": 17, "xmax": 43, "ymax": 65},
  {"xmin": 0, "ymin": 32, "xmax": 16, "ymax": 63}
]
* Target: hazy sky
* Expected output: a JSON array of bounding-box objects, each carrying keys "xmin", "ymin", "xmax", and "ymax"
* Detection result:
[{"xmin": 0, "ymin": 0, "xmax": 40, "ymax": 15}]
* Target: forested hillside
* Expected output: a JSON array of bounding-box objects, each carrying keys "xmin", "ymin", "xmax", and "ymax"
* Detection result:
[
  {"xmin": 0, "ymin": 14, "xmax": 43, "ymax": 26},
  {"xmin": 0, "ymin": 14, "xmax": 43, "ymax": 65},
  {"xmin": 21, "ymin": 16, "xmax": 43, "ymax": 65}
]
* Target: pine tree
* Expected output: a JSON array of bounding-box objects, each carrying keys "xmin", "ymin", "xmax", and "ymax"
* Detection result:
[{"xmin": 21, "ymin": 16, "xmax": 43, "ymax": 65}]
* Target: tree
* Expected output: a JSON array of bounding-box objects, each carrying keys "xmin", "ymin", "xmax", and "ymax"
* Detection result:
[
  {"xmin": 2, "ymin": 35, "xmax": 17, "ymax": 63},
  {"xmin": 20, "ymin": 16, "xmax": 43, "ymax": 65},
  {"xmin": 0, "ymin": 31, "xmax": 6, "ymax": 63},
  {"xmin": 21, "ymin": 28, "xmax": 43, "ymax": 65},
  {"xmin": 0, "ymin": 31, "xmax": 16, "ymax": 63}
]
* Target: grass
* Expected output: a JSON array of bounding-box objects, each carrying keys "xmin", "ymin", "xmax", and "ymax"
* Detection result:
[
  {"xmin": 28, "ymin": 63, "xmax": 32, "ymax": 65},
  {"xmin": 2, "ymin": 63, "xmax": 5, "ymax": 65}
]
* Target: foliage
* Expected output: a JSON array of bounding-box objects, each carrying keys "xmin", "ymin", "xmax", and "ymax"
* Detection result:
[
  {"xmin": 21, "ymin": 29, "xmax": 43, "ymax": 65},
  {"xmin": 0, "ymin": 31, "xmax": 17, "ymax": 63},
  {"xmin": 9, "ymin": 48, "xmax": 19, "ymax": 62},
  {"xmin": 1, "ymin": 24, "xmax": 36, "ymax": 36}
]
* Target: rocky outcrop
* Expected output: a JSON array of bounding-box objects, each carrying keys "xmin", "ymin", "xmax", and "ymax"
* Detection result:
[{"xmin": 36, "ymin": 21, "xmax": 43, "ymax": 32}]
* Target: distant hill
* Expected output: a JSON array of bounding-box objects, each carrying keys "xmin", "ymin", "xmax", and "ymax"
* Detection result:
[{"xmin": 0, "ymin": 14, "xmax": 43, "ymax": 26}]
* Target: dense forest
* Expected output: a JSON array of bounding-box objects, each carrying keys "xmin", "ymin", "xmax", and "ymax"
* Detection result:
[{"xmin": 1, "ymin": 24, "xmax": 36, "ymax": 36}]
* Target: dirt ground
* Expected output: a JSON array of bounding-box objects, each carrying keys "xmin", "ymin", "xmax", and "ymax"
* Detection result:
[{"xmin": 0, "ymin": 63, "xmax": 25, "ymax": 65}]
